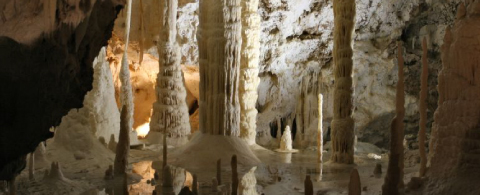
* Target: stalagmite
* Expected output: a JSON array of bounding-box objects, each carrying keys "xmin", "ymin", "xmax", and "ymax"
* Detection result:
[
  {"xmin": 217, "ymin": 159, "xmax": 222, "ymax": 185},
  {"xmin": 239, "ymin": 166, "xmax": 258, "ymax": 195},
  {"xmin": 28, "ymin": 153, "xmax": 34, "ymax": 181},
  {"xmin": 304, "ymin": 175, "xmax": 313, "ymax": 195},
  {"xmin": 163, "ymin": 124, "xmax": 168, "ymax": 169},
  {"xmin": 239, "ymin": 0, "xmax": 261, "ymax": 145},
  {"xmin": 428, "ymin": 2, "xmax": 480, "ymax": 192},
  {"xmin": 374, "ymin": 163, "xmax": 382, "ymax": 178},
  {"xmin": 349, "ymin": 169, "xmax": 361, "ymax": 195},
  {"xmin": 418, "ymin": 37, "xmax": 428, "ymax": 177},
  {"xmin": 192, "ymin": 174, "xmax": 198, "ymax": 195},
  {"xmin": 34, "ymin": 142, "xmax": 48, "ymax": 167},
  {"xmin": 108, "ymin": 134, "xmax": 117, "ymax": 152},
  {"xmin": 318, "ymin": 94, "xmax": 323, "ymax": 163},
  {"xmin": 280, "ymin": 126, "xmax": 293, "ymax": 151},
  {"xmin": 114, "ymin": 105, "xmax": 130, "ymax": 176},
  {"xmin": 212, "ymin": 177, "xmax": 218, "ymax": 192},
  {"xmin": 120, "ymin": 0, "xmax": 134, "ymax": 133},
  {"xmin": 382, "ymin": 41, "xmax": 405, "ymax": 195},
  {"xmin": 199, "ymin": 0, "xmax": 242, "ymax": 136},
  {"xmin": 46, "ymin": 162, "xmax": 66, "ymax": 181},
  {"xmin": 8, "ymin": 177, "xmax": 15, "ymax": 195},
  {"xmin": 161, "ymin": 165, "xmax": 176, "ymax": 195},
  {"xmin": 149, "ymin": 0, "xmax": 191, "ymax": 140},
  {"xmin": 232, "ymin": 155, "xmax": 239, "ymax": 195},
  {"xmin": 330, "ymin": 0, "xmax": 356, "ymax": 164}
]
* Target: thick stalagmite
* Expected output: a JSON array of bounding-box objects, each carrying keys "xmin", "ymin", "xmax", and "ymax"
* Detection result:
[
  {"xmin": 419, "ymin": 37, "xmax": 428, "ymax": 177},
  {"xmin": 149, "ymin": 0, "xmax": 191, "ymax": 140},
  {"xmin": 330, "ymin": 0, "xmax": 356, "ymax": 164},
  {"xmin": 199, "ymin": 0, "xmax": 242, "ymax": 136},
  {"xmin": 427, "ymin": 2, "xmax": 480, "ymax": 193},
  {"xmin": 114, "ymin": 106, "xmax": 130, "ymax": 176},
  {"xmin": 382, "ymin": 41, "xmax": 405, "ymax": 195},
  {"xmin": 239, "ymin": 0, "xmax": 261, "ymax": 145}
]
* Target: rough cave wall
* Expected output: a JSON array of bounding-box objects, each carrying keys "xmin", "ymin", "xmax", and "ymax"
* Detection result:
[{"xmin": 0, "ymin": 0, "xmax": 122, "ymax": 179}]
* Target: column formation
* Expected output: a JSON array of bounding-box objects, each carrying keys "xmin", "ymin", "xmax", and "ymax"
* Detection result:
[
  {"xmin": 199, "ymin": 0, "xmax": 242, "ymax": 136},
  {"xmin": 330, "ymin": 0, "xmax": 356, "ymax": 164},
  {"xmin": 419, "ymin": 37, "xmax": 428, "ymax": 177},
  {"xmin": 382, "ymin": 41, "xmax": 405, "ymax": 195},
  {"xmin": 149, "ymin": 0, "xmax": 191, "ymax": 138},
  {"xmin": 239, "ymin": 0, "xmax": 261, "ymax": 145}
]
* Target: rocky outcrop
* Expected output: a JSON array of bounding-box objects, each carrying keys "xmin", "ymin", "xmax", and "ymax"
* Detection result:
[
  {"xmin": 427, "ymin": 2, "xmax": 480, "ymax": 194},
  {"xmin": 330, "ymin": 0, "xmax": 356, "ymax": 164},
  {"xmin": 0, "ymin": 0, "xmax": 122, "ymax": 180}
]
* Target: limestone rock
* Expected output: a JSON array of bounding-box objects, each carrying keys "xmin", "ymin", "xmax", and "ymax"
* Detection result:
[{"xmin": 239, "ymin": 166, "xmax": 258, "ymax": 195}]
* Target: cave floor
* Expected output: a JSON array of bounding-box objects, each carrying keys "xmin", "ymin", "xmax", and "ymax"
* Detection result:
[{"xmin": 10, "ymin": 138, "xmax": 421, "ymax": 195}]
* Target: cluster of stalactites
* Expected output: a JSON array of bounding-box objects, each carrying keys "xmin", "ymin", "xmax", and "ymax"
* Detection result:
[
  {"xmin": 149, "ymin": 0, "xmax": 191, "ymax": 138},
  {"xmin": 330, "ymin": 0, "xmax": 356, "ymax": 164},
  {"xmin": 198, "ymin": 0, "xmax": 242, "ymax": 136}
]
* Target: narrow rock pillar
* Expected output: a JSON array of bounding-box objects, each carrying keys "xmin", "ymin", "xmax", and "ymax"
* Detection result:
[{"xmin": 419, "ymin": 37, "xmax": 428, "ymax": 177}]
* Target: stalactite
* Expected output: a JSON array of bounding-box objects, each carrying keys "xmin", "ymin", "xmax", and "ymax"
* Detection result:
[
  {"xmin": 231, "ymin": 155, "xmax": 239, "ymax": 195},
  {"xmin": 28, "ymin": 153, "xmax": 34, "ymax": 181},
  {"xmin": 304, "ymin": 175, "xmax": 313, "ymax": 195},
  {"xmin": 318, "ymin": 94, "xmax": 323, "ymax": 163},
  {"xmin": 199, "ymin": 0, "xmax": 242, "ymax": 136},
  {"xmin": 114, "ymin": 105, "xmax": 130, "ymax": 176},
  {"xmin": 382, "ymin": 41, "xmax": 405, "ymax": 195},
  {"xmin": 348, "ymin": 169, "xmax": 361, "ymax": 195},
  {"xmin": 239, "ymin": 0, "xmax": 261, "ymax": 145},
  {"xmin": 149, "ymin": 0, "xmax": 191, "ymax": 139},
  {"xmin": 330, "ymin": 0, "xmax": 356, "ymax": 164},
  {"xmin": 419, "ymin": 37, "xmax": 428, "ymax": 177}
]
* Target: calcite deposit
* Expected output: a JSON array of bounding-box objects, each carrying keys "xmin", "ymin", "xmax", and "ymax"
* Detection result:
[
  {"xmin": 330, "ymin": 0, "xmax": 356, "ymax": 164},
  {"xmin": 239, "ymin": 0, "xmax": 261, "ymax": 145},
  {"xmin": 148, "ymin": 0, "xmax": 191, "ymax": 140}
]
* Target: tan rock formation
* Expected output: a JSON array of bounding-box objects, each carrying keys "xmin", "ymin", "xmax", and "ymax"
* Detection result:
[
  {"xmin": 239, "ymin": 166, "xmax": 258, "ymax": 195},
  {"xmin": 239, "ymin": 0, "xmax": 261, "ymax": 145},
  {"xmin": 419, "ymin": 37, "xmax": 428, "ymax": 177},
  {"xmin": 45, "ymin": 162, "xmax": 66, "ymax": 181},
  {"xmin": 198, "ymin": 0, "xmax": 242, "ymax": 136},
  {"xmin": 114, "ymin": 105, "xmax": 130, "ymax": 176},
  {"xmin": 149, "ymin": 0, "xmax": 191, "ymax": 140},
  {"xmin": 348, "ymin": 169, "xmax": 361, "ymax": 195},
  {"xmin": 428, "ymin": 2, "xmax": 480, "ymax": 192},
  {"xmin": 318, "ymin": 94, "xmax": 323, "ymax": 163},
  {"xmin": 330, "ymin": 0, "xmax": 356, "ymax": 164},
  {"xmin": 382, "ymin": 41, "xmax": 405, "ymax": 195}
]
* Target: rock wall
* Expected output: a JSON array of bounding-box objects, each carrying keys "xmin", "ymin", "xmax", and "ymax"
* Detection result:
[{"xmin": 0, "ymin": 0, "xmax": 122, "ymax": 180}]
